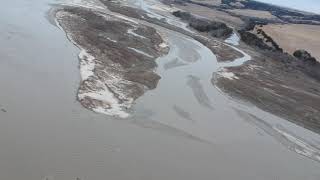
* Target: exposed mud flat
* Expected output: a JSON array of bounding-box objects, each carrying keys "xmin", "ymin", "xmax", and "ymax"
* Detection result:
[
  {"xmin": 214, "ymin": 49, "xmax": 320, "ymax": 134},
  {"xmin": 55, "ymin": 6, "xmax": 168, "ymax": 117},
  {"xmin": 206, "ymin": 38, "xmax": 243, "ymax": 61}
]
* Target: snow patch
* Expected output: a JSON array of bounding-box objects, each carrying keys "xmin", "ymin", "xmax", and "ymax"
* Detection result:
[
  {"xmin": 78, "ymin": 80, "xmax": 130, "ymax": 118},
  {"xmin": 107, "ymin": 37, "xmax": 117, "ymax": 43},
  {"xmin": 127, "ymin": 28, "xmax": 146, "ymax": 39},
  {"xmin": 225, "ymin": 32, "xmax": 240, "ymax": 46},
  {"xmin": 248, "ymin": 64, "xmax": 262, "ymax": 70},
  {"xmin": 159, "ymin": 42, "xmax": 168, "ymax": 48},
  {"xmin": 218, "ymin": 69, "xmax": 239, "ymax": 80},
  {"xmin": 79, "ymin": 50, "xmax": 96, "ymax": 81},
  {"xmin": 128, "ymin": 47, "xmax": 154, "ymax": 58},
  {"xmin": 55, "ymin": 13, "xmax": 130, "ymax": 118},
  {"xmin": 112, "ymin": 13, "xmax": 139, "ymax": 24},
  {"xmin": 118, "ymin": 0, "xmax": 194, "ymax": 33}
]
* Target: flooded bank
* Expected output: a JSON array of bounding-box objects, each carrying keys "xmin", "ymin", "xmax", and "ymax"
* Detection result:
[{"xmin": 0, "ymin": 0, "xmax": 320, "ymax": 180}]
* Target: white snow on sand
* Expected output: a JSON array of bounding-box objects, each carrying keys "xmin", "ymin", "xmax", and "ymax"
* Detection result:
[
  {"xmin": 79, "ymin": 50, "xmax": 95, "ymax": 80},
  {"xmin": 225, "ymin": 32, "xmax": 240, "ymax": 46},
  {"xmin": 159, "ymin": 42, "xmax": 168, "ymax": 48},
  {"xmin": 55, "ymin": 0, "xmax": 171, "ymax": 118},
  {"xmin": 78, "ymin": 80, "xmax": 130, "ymax": 118},
  {"xmin": 127, "ymin": 27, "xmax": 146, "ymax": 39},
  {"xmin": 128, "ymin": 47, "xmax": 154, "ymax": 58},
  {"xmin": 77, "ymin": 50, "xmax": 132, "ymax": 118},
  {"xmin": 121, "ymin": 0, "xmax": 194, "ymax": 33},
  {"xmin": 112, "ymin": 13, "xmax": 139, "ymax": 24},
  {"xmin": 56, "ymin": 12, "xmax": 131, "ymax": 118},
  {"xmin": 218, "ymin": 69, "xmax": 239, "ymax": 80},
  {"xmin": 107, "ymin": 37, "xmax": 117, "ymax": 43}
]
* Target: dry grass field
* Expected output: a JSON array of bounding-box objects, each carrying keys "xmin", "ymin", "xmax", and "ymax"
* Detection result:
[
  {"xmin": 261, "ymin": 24, "xmax": 320, "ymax": 61},
  {"xmin": 228, "ymin": 9, "xmax": 278, "ymax": 20},
  {"xmin": 191, "ymin": 0, "xmax": 221, "ymax": 6},
  {"xmin": 174, "ymin": 3, "xmax": 244, "ymax": 28}
]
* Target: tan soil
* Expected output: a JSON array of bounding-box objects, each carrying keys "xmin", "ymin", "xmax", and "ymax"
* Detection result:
[
  {"xmin": 174, "ymin": 3, "xmax": 244, "ymax": 28},
  {"xmin": 228, "ymin": 9, "xmax": 278, "ymax": 19},
  {"xmin": 261, "ymin": 24, "xmax": 320, "ymax": 61},
  {"xmin": 191, "ymin": 0, "xmax": 221, "ymax": 6}
]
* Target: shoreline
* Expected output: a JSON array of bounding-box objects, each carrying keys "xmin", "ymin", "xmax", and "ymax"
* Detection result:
[
  {"xmin": 53, "ymin": 1, "xmax": 320, "ymax": 162},
  {"xmin": 54, "ymin": 5, "xmax": 169, "ymax": 117}
]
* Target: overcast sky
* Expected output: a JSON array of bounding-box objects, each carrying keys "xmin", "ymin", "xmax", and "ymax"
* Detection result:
[{"xmin": 255, "ymin": 0, "xmax": 320, "ymax": 14}]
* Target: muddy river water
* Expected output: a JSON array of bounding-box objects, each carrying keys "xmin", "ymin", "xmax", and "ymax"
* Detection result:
[{"xmin": 0, "ymin": 0, "xmax": 320, "ymax": 179}]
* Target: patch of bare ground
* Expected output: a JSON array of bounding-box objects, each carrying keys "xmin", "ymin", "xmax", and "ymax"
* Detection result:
[
  {"xmin": 55, "ymin": 6, "xmax": 168, "ymax": 117},
  {"xmin": 173, "ymin": 3, "xmax": 244, "ymax": 28},
  {"xmin": 100, "ymin": 0, "xmax": 145, "ymax": 19},
  {"xmin": 204, "ymin": 39, "xmax": 243, "ymax": 62},
  {"xmin": 191, "ymin": 0, "xmax": 221, "ymax": 6},
  {"xmin": 260, "ymin": 24, "xmax": 320, "ymax": 61},
  {"xmin": 227, "ymin": 9, "xmax": 278, "ymax": 20},
  {"xmin": 213, "ymin": 49, "xmax": 320, "ymax": 134}
]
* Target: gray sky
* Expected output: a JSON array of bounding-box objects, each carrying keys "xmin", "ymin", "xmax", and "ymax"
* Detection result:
[{"xmin": 255, "ymin": 0, "xmax": 320, "ymax": 14}]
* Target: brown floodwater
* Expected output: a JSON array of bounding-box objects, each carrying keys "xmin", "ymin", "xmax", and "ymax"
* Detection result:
[{"xmin": 0, "ymin": 0, "xmax": 319, "ymax": 179}]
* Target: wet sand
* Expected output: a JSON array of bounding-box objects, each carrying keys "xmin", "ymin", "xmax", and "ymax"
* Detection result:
[{"xmin": 0, "ymin": 0, "xmax": 320, "ymax": 180}]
